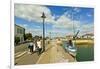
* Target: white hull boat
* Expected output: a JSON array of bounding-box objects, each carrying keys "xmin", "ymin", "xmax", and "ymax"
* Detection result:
[{"xmin": 64, "ymin": 42, "xmax": 77, "ymax": 57}]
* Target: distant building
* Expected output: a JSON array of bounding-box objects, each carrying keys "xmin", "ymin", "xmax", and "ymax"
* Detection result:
[
  {"xmin": 82, "ymin": 33, "xmax": 94, "ymax": 39},
  {"xmin": 15, "ymin": 24, "xmax": 25, "ymax": 43},
  {"xmin": 66, "ymin": 35, "xmax": 73, "ymax": 39}
]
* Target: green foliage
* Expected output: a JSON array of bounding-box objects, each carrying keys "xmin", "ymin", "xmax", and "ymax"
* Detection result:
[
  {"xmin": 33, "ymin": 35, "xmax": 41, "ymax": 41},
  {"xmin": 15, "ymin": 37, "xmax": 20, "ymax": 44},
  {"xmin": 24, "ymin": 33, "xmax": 33, "ymax": 40}
]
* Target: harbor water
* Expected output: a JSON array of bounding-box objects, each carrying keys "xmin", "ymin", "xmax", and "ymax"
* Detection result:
[{"xmin": 63, "ymin": 41, "xmax": 94, "ymax": 62}]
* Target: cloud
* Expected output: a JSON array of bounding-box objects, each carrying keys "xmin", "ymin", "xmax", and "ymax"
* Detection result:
[
  {"xmin": 15, "ymin": 4, "xmax": 94, "ymax": 37},
  {"xmin": 53, "ymin": 13, "xmax": 80, "ymax": 30},
  {"xmin": 15, "ymin": 4, "xmax": 81, "ymax": 31},
  {"xmin": 80, "ymin": 23, "xmax": 94, "ymax": 34},
  {"xmin": 15, "ymin": 4, "xmax": 81, "ymax": 36},
  {"xmin": 87, "ymin": 13, "xmax": 93, "ymax": 17},
  {"xmin": 15, "ymin": 4, "xmax": 55, "ymax": 23},
  {"xmin": 73, "ymin": 7, "xmax": 80, "ymax": 13},
  {"xmin": 26, "ymin": 28, "xmax": 43, "ymax": 36},
  {"xmin": 17, "ymin": 24, "xmax": 28, "ymax": 29}
]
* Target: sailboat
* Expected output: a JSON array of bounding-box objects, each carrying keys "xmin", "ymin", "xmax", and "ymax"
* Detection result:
[
  {"xmin": 64, "ymin": 8, "xmax": 80, "ymax": 57},
  {"xmin": 64, "ymin": 28, "xmax": 79, "ymax": 57},
  {"xmin": 64, "ymin": 35, "xmax": 77, "ymax": 57}
]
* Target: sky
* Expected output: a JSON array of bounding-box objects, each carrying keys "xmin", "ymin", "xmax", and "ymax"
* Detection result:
[{"xmin": 14, "ymin": 4, "xmax": 94, "ymax": 37}]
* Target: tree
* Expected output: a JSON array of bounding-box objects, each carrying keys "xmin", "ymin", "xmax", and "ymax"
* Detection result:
[
  {"xmin": 24, "ymin": 33, "xmax": 33, "ymax": 40},
  {"xmin": 33, "ymin": 35, "xmax": 40, "ymax": 41},
  {"xmin": 15, "ymin": 36, "xmax": 20, "ymax": 44},
  {"xmin": 32, "ymin": 35, "xmax": 43, "ymax": 41}
]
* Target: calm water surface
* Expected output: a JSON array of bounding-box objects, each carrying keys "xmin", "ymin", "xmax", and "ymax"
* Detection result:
[{"xmin": 63, "ymin": 41, "xmax": 94, "ymax": 61}]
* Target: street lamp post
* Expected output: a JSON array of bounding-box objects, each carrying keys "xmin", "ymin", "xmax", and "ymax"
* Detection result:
[{"xmin": 41, "ymin": 12, "xmax": 46, "ymax": 52}]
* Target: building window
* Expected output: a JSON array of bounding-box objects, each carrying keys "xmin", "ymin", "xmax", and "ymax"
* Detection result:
[
  {"xmin": 20, "ymin": 29, "xmax": 23, "ymax": 34},
  {"xmin": 17, "ymin": 28, "xmax": 23, "ymax": 34},
  {"xmin": 17, "ymin": 28, "xmax": 20, "ymax": 34}
]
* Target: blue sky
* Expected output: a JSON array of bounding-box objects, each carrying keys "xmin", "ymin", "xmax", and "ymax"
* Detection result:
[{"xmin": 15, "ymin": 4, "xmax": 94, "ymax": 37}]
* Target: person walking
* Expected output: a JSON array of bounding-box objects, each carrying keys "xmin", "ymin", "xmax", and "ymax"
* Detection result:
[
  {"xmin": 37, "ymin": 39, "xmax": 42, "ymax": 55},
  {"xmin": 28, "ymin": 42, "xmax": 34, "ymax": 54},
  {"xmin": 33, "ymin": 40, "xmax": 37, "ymax": 52}
]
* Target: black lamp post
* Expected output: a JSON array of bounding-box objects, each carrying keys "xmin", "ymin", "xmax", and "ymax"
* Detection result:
[{"xmin": 41, "ymin": 12, "xmax": 46, "ymax": 52}]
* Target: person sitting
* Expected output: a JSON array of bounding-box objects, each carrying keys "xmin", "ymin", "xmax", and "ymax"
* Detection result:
[{"xmin": 68, "ymin": 40, "xmax": 73, "ymax": 47}]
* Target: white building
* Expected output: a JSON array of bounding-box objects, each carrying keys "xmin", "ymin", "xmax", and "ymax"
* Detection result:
[{"xmin": 15, "ymin": 24, "xmax": 25, "ymax": 43}]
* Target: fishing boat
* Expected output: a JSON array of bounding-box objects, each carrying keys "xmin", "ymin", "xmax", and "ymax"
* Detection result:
[
  {"xmin": 65, "ymin": 41, "xmax": 77, "ymax": 57},
  {"xmin": 64, "ymin": 26, "xmax": 79, "ymax": 57},
  {"xmin": 64, "ymin": 8, "xmax": 80, "ymax": 57},
  {"xmin": 64, "ymin": 41, "xmax": 77, "ymax": 57}
]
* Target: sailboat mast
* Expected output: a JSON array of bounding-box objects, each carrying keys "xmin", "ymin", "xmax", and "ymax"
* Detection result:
[{"xmin": 72, "ymin": 7, "xmax": 75, "ymax": 40}]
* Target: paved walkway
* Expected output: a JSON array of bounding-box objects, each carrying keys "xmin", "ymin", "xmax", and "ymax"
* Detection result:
[
  {"xmin": 36, "ymin": 40, "xmax": 76, "ymax": 64},
  {"xmin": 15, "ymin": 52, "xmax": 40, "ymax": 65}
]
